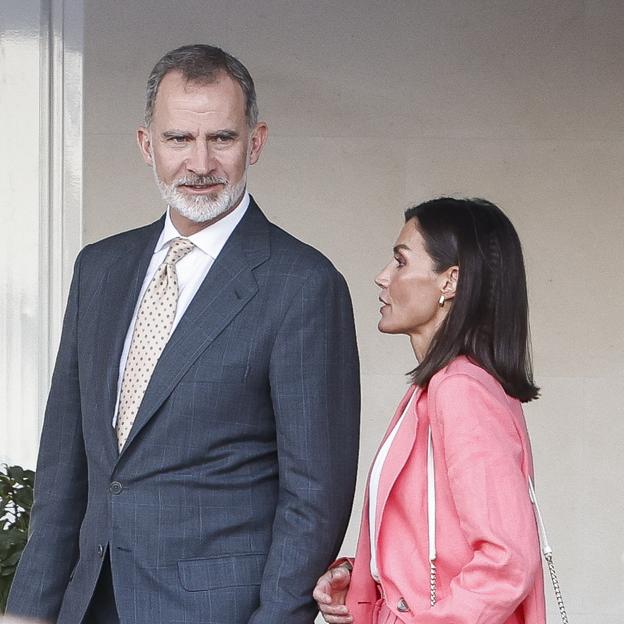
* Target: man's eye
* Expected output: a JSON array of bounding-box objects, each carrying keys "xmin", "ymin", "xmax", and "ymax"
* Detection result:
[
  {"xmin": 164, "ymin": 135, "xmax": 190, "ymax": 144},
  {"xmin": 394, "ymin": 256, "xmax": 405, "ymax": 267},
  {"xmin": 215, "ymin": 135, "xmax": 233, "ymax": 143}
]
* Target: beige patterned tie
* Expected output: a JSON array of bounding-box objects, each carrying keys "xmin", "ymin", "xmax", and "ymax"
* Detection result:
[{"xmin": 116, "ymin": 237, "xmax": 195, "ymax": 451}]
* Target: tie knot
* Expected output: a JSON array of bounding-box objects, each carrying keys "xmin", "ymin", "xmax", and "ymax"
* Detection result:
[{"xmin": 164, "ymin": 237, "xmax": 194, "ymax": 265}]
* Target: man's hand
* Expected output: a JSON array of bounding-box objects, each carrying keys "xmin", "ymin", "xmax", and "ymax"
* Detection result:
[{"xmin": 312, "ymin": 564, "xmax": 353, "ymax": 623}]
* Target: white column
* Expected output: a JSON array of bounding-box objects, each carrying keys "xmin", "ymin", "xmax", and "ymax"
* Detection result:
[{"xmin": 0, "ymin": 0, "xmax": 83, "ymax": 468}]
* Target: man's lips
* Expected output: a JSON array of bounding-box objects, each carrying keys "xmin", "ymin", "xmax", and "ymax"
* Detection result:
[{"xmin": 178, "ymin": 183, "xmax": 223, "ymax": 194}]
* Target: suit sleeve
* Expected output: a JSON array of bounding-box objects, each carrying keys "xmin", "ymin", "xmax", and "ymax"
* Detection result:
[
  {"xmin": 248, "ymin": 262, "xmax": 360, "ymax": 624},
  {"xmin": 403, "ymin": 373, "xmax": 541, "ymax": 624},
  {"xmin": 6, "ymin": 250, "xmax": 89, "ymax": 621}
]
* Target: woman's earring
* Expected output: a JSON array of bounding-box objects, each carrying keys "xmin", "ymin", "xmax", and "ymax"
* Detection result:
[{"xmin": 438, "ymin": 295, "xmax": 445, "ymax": 307}]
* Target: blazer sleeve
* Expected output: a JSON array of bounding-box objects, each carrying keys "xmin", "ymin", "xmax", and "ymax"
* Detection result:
[
  {"xmin": 6, "ymin": 250, "xmax": 89, "ymax": 621},
  {"xmin": 402, "ymin": 373, "xmax": 541, "ymax": 624},
  {"xmin": 248, "ymin": 261, "xmax": 360, "ymax": 624}
]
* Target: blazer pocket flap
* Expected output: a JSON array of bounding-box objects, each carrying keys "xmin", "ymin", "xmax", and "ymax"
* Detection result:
[{"xmin": 178, "ymin": 552, "xmax": 266, "ymax": 591}]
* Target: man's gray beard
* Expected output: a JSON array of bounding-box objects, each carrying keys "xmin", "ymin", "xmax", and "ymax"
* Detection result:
[{"xmin": 153, "ymin": 167, "xmax": 246, "ymax": 223}]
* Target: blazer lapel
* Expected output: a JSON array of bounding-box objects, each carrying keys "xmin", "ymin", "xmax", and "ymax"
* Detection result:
[
  {"xmin": 91, "ymin": 218, "xmax": 164, "ymax": 462},
  {"xmin": 117, "ymin": 202, "xmax": 270, "ymax": 458},
  {"xmin": 374, "ymin": 385, "xmax": 421, "ymax": 535}
]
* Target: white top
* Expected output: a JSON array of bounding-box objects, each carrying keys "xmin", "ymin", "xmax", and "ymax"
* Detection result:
[
  {"xmin": 112, "ymin": 192, "xmax": 249, "ymax": 426},
  {"xmin": 368, "ymin": 388, "xmax": 417, "ymax": 580}
]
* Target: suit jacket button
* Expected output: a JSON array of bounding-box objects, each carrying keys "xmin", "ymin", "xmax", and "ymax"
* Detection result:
[
  {"xmin": 109, "ymin": 481, "xmax": 123, "ymax": 495},
  {"xmin": 97, "ymin": 544, "xmax": 105, "ymax": 557},
  {"xmin": 397, "ymin": 598, "xmax": 410, "ymax": 612}
]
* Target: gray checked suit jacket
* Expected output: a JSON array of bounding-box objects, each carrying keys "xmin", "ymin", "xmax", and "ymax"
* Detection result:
[{"xmin": 7, "ymin": 198, "xmax": 360, "ymax": 624}]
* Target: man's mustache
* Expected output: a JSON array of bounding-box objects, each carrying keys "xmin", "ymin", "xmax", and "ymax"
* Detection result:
[{"xmin": 174, "ymin": 175, "xmax": 228, "ymax": 187}]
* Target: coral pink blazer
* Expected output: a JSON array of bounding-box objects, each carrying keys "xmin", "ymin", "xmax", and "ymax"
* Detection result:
[{"xmin": 345, "ymin": 357, "xmax": 546, "ymax": 623}]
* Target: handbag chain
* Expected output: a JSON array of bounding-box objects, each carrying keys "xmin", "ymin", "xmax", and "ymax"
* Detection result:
[{"xmin": 529, "ymin": 477, "xmax": 570, "ymax": 623}]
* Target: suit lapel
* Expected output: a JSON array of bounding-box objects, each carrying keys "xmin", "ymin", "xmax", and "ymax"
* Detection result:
[
  {"xmin": 91, "ymin": 218, "xmax": 164, "ymax": 463},
  {"xmin": 117, "ymin": 201, "xmax": 270, "ymax": 458}
]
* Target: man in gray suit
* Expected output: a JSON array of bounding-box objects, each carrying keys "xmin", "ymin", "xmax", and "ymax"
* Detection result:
[{"xmin": 7, "ymin": 44, "xmax": 360, "ymax": 624}]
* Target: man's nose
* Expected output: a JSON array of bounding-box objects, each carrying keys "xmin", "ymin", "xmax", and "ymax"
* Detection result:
[{"xmin": 186, "ymin": 141, "xmax": 216, "ymax": 175}]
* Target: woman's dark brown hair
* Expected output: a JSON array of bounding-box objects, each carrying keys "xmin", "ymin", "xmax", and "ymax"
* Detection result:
[{"xmin": 406, "ymin": 197, "xmax": 539, "ymax": 402}]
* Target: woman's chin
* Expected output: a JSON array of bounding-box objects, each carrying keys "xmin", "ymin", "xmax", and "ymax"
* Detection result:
[{"xmin": 378, "ymin": 321, "xmax": 399, "ymax": 335}]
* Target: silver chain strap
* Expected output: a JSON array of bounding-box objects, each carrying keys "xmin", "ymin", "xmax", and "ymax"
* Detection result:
[
  {"xmin": 545, "ymin": 553, "xmax": 569, "ymax": 624},
  {"xmin": 429, "ymin": 561, "xmax": 437, "ymax": 606},
  {"xmin": 529, "ymin": 478, "xmax": 571, "ymax": 623}
]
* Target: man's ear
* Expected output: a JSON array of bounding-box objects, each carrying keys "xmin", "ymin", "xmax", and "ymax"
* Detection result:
[
  {"xmin": 137, "ymin": 126, "xmax": 153, "ymax": 166},
  {"xmin": 440, "ymin": 266, "xmax": 459, "ymax": 301},
  {"xmin": 248, "ymin": 122, "xmax": 268, "ymax": 166}
]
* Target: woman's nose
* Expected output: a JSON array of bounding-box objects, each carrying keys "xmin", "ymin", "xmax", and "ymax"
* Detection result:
[{"xmin": 374, "ymin": 264, "xmax": 390, "ymax": 288}]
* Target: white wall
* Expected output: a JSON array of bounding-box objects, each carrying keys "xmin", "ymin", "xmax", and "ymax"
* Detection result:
[
  {"xmin": 0, "ymin": 1, "xmax": 48, "ymax": 470},
  {"xmin": 80, "ymin": 1, "xmax": 624, "ymax": 621},
  {"xmin": 0, "ymin": 0, "xmax": 82, "ymax": 469}
]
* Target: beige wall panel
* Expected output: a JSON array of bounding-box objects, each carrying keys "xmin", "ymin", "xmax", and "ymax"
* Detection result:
[{"xmin": 84, "ymin": 132, "xmax": 160, "ymax": 242}]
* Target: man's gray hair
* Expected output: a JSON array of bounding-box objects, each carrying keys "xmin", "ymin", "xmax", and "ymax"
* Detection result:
[{"xmin": 144, "ymin": 44, "xmax": 258, "ymax": 128}]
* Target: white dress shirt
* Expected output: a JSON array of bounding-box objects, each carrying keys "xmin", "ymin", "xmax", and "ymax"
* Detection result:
[
  {"xmin": 368, "ymin": 388, "xmax": 418, "ymax": 580},
  {"xmin": 112, "ymin": 192, "xmax": 250, "ymax": 426}
]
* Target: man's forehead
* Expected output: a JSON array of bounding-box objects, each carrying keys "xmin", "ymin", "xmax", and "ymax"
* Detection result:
[
  {"xmin": 151, "ymin": 70, "xmax": 246, "ymax": 122},
  {"xmin": 159, "ymin": 70, "xmax": 239, "ymax": 96}
]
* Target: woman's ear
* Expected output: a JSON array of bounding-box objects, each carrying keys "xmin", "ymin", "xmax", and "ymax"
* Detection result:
[{"xmin": 440, "ymin": 266, "xmax": 459, "ymax": 301}]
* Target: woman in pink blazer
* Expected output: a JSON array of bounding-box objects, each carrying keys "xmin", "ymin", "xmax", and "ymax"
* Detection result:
[{"xmin": 314, "ymin": 197, "xmax": 546, "ymax": 624}]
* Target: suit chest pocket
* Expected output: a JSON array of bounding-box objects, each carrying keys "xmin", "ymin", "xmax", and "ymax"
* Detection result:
[{"xmin": 180, "ymin": 363, "xmax": 247, "ymax": 384}]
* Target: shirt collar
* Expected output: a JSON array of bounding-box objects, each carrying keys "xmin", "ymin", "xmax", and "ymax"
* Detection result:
[{"xmin": 155, "ymin": 191, "xmax": 250, "ymax": 259}]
